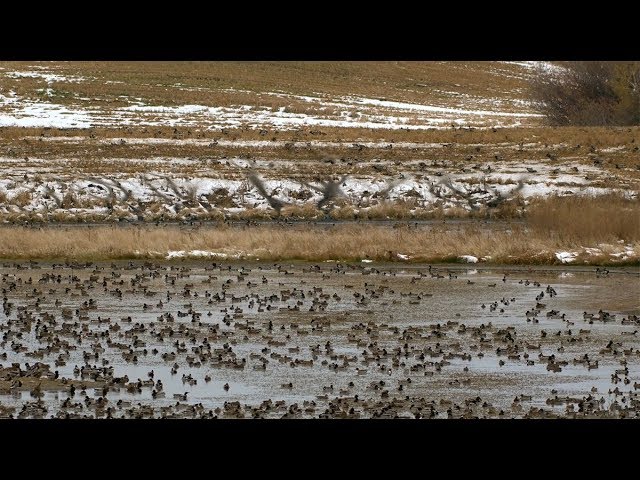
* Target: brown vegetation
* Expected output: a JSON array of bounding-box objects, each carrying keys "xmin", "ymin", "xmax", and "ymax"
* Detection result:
[
  {"xmin": 527, "ymin": 193, "xmax": 640, "ymax": 244},
  {"xmin": 0, "ymin": 61, "xmax": 534, "ymax": 114},
  {"xmin": 11, "ymin": 190, "xmax": 33, "ymax": 208},
  {"xmin": 532, "ymin": 62, "xmax": 640, "ymax": 126},
  {"xmin": 0, "ymin": 194, "xmax": 637, "ymax": 265}
]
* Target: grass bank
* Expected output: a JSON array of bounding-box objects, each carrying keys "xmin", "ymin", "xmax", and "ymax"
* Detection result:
[{"xmin": 0, "ymin": 223, "xmax": 636, "ymax": 265}]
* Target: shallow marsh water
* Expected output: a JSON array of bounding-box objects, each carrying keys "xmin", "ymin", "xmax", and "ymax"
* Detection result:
[{"xmin": 1, "ymin": 260, "xmax": 638, "ymax": 418}]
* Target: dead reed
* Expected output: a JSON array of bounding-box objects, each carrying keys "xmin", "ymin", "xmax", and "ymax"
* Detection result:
[
  {"xmin": 527, "ymin": 193, "xmax": 640, "ymax": 244},
  {"xmin": 0, "ymin": 220, "xmax": 636, "ymax": 264}
]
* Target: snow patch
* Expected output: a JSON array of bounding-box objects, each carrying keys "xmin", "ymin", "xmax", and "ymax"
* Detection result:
[
  {"xmin": 0, "ymin": 101, "xmax": 93, "ymax": 128},
  {"xmin": 459, "ymin": 255, "xmax": 479, "ymax": 263},
  {"xmin": 0, "ymin": 80, "xmax": 541, "ymax": 130},
  {"xmin": 6, "ymin": 70, "xmax": 87, "ymax": 83},
  {"xmin": 344, "ymin": 95, "xmax": 542, "ymax": 118},
  {"xmin": 166, "ymin": 250, "xmax": 235, "ymax": 259},
  {"xmin": 555, "ymin": 251, "xmax": 577, "ymax": 263}
]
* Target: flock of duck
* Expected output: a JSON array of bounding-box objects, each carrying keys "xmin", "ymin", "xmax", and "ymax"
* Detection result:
[{"xmin": 0, "ymin": 259, "xmax": 638, "ymax": 419}]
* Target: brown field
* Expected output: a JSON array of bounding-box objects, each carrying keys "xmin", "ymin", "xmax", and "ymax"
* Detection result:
[
  {"xmin": 0, "ymin": 61, "xmax": 534, "ymax": 111},
  {"xmin": 0, "ymin": 61, "xmax": 638, "ymax": 250},
  {"xmin": 2, "ymin": 126, "xmax": 639, "ymax": 172}
]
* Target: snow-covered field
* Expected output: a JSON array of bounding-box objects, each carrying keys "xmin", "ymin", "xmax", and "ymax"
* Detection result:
[
  {"xmin": 0, "ymin": 89, "xmax": 541, "ymax": 130},
  {"xmin": 0, "ymin": 63, "xmax": 545, "ymax": 130},
  {"xmin": 0, "ymin": 155, "xmax": 630, "ymax": 223},
  {"xmin": 0, "ymin": 62, "xmax": 637, "ymax": 262}
]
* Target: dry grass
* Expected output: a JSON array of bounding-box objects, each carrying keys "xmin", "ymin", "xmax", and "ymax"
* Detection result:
[
  {"xmin": 279, "ymin": 203, "xmax": 324, "ymax": 219},
  {"xmin": 11, "ymin": 190, "xmax": 33, "ymax": 208},
  {"xmin": 0, "ymin": 61, "xmax": 534, "ymax": 112},
  {"xmin": 489, "ymin": 196, "xmax": 527, "ymax": 219},
  {"xmin": 527, "ymin": 193, "xmax": 640, "ymax": 244},
  {"xmin": 363, "ymin": 200, "xmax": 420, "ymax": 219},
  {"xmin": 0, "ymin": 192, "xmax": 634, "ymax": 263},
  {"xmin": 0, "ymin": 220, "xmax": 637, "ymax": 264},
  {"xmin": 1, "ymin": 125, "xmax": 638, "ymax": 196},
  {"xmin": 329, "ymin": 204, "xmax": 359, "ymax": 220},
  {"xmin": 2, "ymin": 126, "xmax": 638, "ymax": 157},
  {"xmin": 0, "ymin": 191, "xmax": 634, "ymax": 226}
]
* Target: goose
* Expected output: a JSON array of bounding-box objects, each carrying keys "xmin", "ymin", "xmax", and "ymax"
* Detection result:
[
  {"xmin": 247, "ymin": 172, "xmax": 288, "ymax": 215},
  {"xmin": 303, "ymin": 175, "xmax": 348, "ymax": 210}
]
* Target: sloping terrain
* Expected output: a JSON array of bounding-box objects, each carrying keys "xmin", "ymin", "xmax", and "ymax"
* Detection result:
[
  {"xmin": 0, "ymin": 62, "xmax": 637, "ymax": 266},
  {"xmin": 0, "ymin": 61, "xmax": 546, "ymax": 130}
]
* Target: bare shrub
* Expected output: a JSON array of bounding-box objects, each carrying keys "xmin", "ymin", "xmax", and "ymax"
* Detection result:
[
  {"xmin": 61, "ymin": 191, "xmax": 79, "ymax": 209},
  {"xmin": 531, "ymin": 62, "xmax": 640, "ymax": 126},
  {"xmin": 11, "ymin": 190, "xmax": 33, "ymax": 208},
  {"xmin": 206, "ymin": 188, "xmax": 237, "ymax": 208},
  {"xmin": 289, "ymin": 188, "xmax": 314, "ymax": 201}
]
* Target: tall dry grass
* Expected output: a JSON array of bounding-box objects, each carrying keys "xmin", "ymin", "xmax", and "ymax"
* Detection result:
[
  {"xmin": 0, "ymin": 221, "xmax": 636, "ymax": 264},
  {"xmin": 527, "ymin": 193, "xmax": 640, "ymax": 244}
]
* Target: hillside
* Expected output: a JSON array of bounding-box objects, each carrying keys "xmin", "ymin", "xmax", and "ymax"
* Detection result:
[
  {"xmin": 0, "ymin": 61, "xmax": 637, "ymax": 232},
  {"xmin": 0, "ymin": 61, "xmax": 546, "ymax": 130}
]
